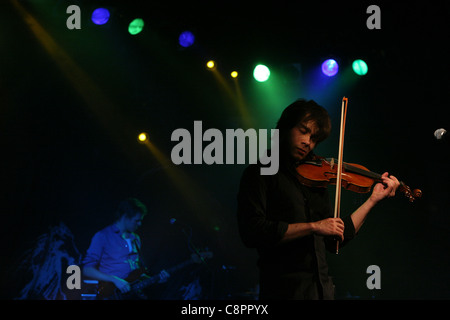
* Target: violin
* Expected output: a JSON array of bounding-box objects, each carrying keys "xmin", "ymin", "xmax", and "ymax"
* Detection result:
[
  {"xmin": 308, "ymin": 97, "xmax": 421, "ymax": 254},
  {"xmin": 295, "ymin": 156, "xmax": 422, "ymax": 202}
]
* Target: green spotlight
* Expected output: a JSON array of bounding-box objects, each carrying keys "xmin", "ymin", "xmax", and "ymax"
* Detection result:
[
  {"xmin": 253, "ymin": 64, "xmax": 270, "ymax": 82},
  {"xmin": 128, "ymin": 18, "xmax": 144, "ymax": 35},
  {"xmin": 352, "ymin": 59, "xmax": 368, "ymax": 76}
]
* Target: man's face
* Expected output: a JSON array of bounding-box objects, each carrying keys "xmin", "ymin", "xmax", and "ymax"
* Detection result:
[
  {"xmin": 124, "ymin": 213, "xmax": 144, "ymax": 233},
  {"xmin": 289, "ymin": 120, "xmax": 319, "ymax": 162}
]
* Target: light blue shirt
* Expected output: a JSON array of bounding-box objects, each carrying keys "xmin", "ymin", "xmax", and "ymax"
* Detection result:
[{"xmin": 82, "ymin": 224, "xmax": 142, "ymax": 279}]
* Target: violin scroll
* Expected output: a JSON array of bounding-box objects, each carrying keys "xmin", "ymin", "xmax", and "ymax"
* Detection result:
[{"xmin": 398, "ymin": 182, "xmax": 422, "ymax": 202}]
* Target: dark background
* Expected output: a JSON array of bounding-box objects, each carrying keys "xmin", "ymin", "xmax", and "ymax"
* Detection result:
[{"xmin": 1, "ymin": 0, "xmax": 449, "ymax": 300}]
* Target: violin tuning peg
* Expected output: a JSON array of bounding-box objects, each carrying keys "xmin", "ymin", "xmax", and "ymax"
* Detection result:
[{"xmin": 412, "ymin": 189, "xmax": 422, "ymax": 199}]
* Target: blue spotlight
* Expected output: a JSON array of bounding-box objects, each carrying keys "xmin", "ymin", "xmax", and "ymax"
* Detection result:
[
  {"xmin": 91, "ymin": 8, "xmax": 110, "ymax": 25},
  {"xmin": 321, "ymin": 59, "xmax": 339, "ymax": 77},
  {"xmin": 179, "ymin": 30, "xmax": 195, "ymax": 47}
]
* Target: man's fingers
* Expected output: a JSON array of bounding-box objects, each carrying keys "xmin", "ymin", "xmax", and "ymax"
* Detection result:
[{"xmin": 329, "ymin": 218, "xmax": 344, "ymax": 241}]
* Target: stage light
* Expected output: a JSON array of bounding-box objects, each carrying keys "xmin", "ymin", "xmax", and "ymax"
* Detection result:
[
  {"xmin": 321, "ymin": 59, "xmax": 339, "ymax": 77},
  {"xmin": 91, "ymin": 8, "xmax": 110, "ymax": 25},
  {"xmin": 230, "ymin": 71, "xmax": 238, "ymax": 78},
  {"xmin": 253, "ymin": 64, "xmax": 270, "ymax": 82},
  {"xmin": 138, "ymin": 132, "xmax": 148, "ymax": 142},
  {"xmin": 206, "ymin": 60, "xmax": 215, "ymax": 69},
  {"xmin": 128, "ymin": 18, "xmax": 144, "ymax": 35},
  {"xmin": 179, "ymin": 30, "xmax": 195, "ymax": 47},
  {"xmin": 352, "ymin": 59, "xmax": 368, "ymax": 76}
]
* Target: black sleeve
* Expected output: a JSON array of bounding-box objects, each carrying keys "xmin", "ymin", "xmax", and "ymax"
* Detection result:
[
  {"xmin": 324, "ymin": 213, "xmax": 356, "ymax": 252},
  {"xmin": 237, "ymin": 165, "xmax": 289, "ymax": 248}
]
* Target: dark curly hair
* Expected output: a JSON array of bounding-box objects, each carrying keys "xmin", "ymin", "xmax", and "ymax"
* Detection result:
[
  {"xmin": 276, "ymin": 99, "xmax": 331, "ymax": 160},
  {"xmin": 114, "ymin": 198, "xmax": 148, "ymax": 221}
]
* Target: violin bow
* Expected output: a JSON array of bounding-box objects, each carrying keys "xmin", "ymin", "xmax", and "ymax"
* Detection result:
[{"xmin": 334, "ymin": 97, "xmax": 348, "ymax": 254}]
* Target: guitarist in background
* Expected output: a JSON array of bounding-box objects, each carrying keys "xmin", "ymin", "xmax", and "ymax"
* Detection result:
[{"xmin": 82, "ymin": 198, "xmax": 170, "ymax": 299}]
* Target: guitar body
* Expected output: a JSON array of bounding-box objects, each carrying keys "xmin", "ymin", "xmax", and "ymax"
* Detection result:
[
  {"xmin": 95, "ymin": 251, "xmax": 213, "ymax": 300},
  {"xmin": 97, "ymin": 269, "xmax": 146, "ymax": 300}
]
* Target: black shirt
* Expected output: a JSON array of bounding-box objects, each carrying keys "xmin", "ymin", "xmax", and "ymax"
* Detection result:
[{"xmin": 237, "ymin": 162, "xmax": 356, "ymax": 299}]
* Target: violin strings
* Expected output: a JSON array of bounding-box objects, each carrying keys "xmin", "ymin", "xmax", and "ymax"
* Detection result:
[{"xmin": 343, "ymin": 163, "xmax": 382, "ymax": 181}]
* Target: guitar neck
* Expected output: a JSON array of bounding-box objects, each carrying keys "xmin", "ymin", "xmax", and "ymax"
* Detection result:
[
  {"xmin": 131, "ymin": 259, "xmax": 195, "ymax": 292},
  {"xmin": 167, "ymin": 259, "xmax": 194, "ymax": 274}
]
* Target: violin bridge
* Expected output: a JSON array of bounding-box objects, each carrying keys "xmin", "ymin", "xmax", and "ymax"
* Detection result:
[{"xmin": 330, "ymin": 158, "xmax": 334, "ymax": 170}]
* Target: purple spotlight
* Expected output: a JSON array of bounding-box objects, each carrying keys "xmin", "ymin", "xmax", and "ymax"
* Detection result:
[
  {"xmin": 91, "ymin": 8, "xmax": 110, "ymax": 25},
  {"xmin": 179, "ymin": 30, "xmax": 195, "ymax": 47},
  {"xmin": 321, "ymin": 59, "xmax": 339, "ymax": 77}
]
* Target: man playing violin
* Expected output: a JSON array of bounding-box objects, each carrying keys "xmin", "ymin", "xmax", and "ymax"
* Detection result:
[{"xmin": 237, "ymin": 99, "xmax": 400, "ymax": 300}]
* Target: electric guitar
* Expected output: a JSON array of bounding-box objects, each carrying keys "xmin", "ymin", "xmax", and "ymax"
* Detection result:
[{"xmin": 96, "ymin": 251, "xmax": 213, "ymax": 300}]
